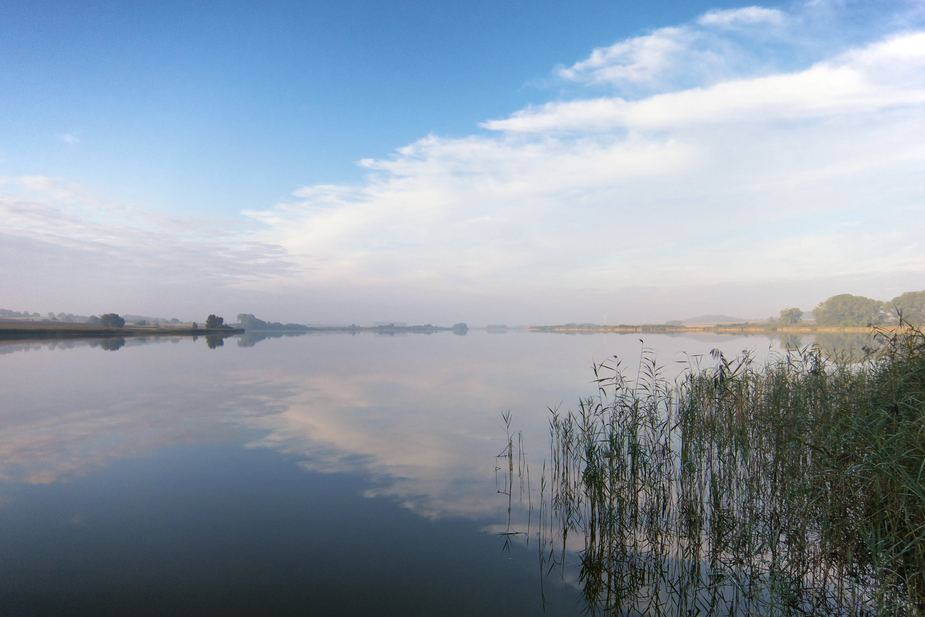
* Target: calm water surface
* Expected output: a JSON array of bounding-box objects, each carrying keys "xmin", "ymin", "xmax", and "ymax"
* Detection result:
[{"xmin": 0, "ymin": 330, "xmax": 810, "ymax": 615}]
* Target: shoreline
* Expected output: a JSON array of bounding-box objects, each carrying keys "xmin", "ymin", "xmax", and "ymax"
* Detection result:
[
  {"xmin": 0, "ymin": 323, "xmax": 244, "ymax": 341},
  {"xmin": 526, "ymin": 324, "xmax": 893, "ymax": 334},
  {"xmin": 1, "ymin": 322, "xmax": 906, "ymax": 342}
]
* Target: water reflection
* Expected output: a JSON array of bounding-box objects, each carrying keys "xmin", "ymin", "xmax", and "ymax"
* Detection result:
[
  {"xmin": 769, "ymin": 331, "xmax": 875, "ymax": 357},
  {"xmin": 99, "ymin": 337, "xmax": 126, "ymax": 351},
  {"xmin": 237, "ymin": 330, "xmax": 310, "ymax": 347},
  {"xmin": 813, "ymin": 330, "xmax": 881, "ymax": 358},
  {"xmin": 0, "ymin": 331, "xmax": 871, "ymax": 519},
  {"xmin": 776, "ymin": 332, "xmax": 804, "ymax": 350}
]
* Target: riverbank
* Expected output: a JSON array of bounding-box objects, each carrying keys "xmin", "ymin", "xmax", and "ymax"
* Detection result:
[
  {"xmin": 0, "ymin": 321, "xmax": 243, "ymax": 341},
  {"xmin": 528, "ymin": 323, "xmax": 884, "ymax": 334}
]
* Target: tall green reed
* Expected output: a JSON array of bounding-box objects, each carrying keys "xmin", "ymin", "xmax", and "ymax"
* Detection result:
[{"xmin": 502, "ymin": 326, "xmax": 925, "ymax": 616}]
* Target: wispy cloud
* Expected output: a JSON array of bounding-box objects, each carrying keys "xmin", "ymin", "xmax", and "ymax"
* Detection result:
[
  {"xmin": 484, "ymin": 33, "xmax": 925, "ymax": 133},
  {"xmin": 552, "ymin": 5, "xmax": 792, "ymax": 95},
  {"xmin": 555, "ymin": 26, "xmax": 700, "ymax": 90},
  {"xmin": 59, "ymin": 133, "xmax": 79, "ymax": 145},
  {"xmin": 698, "ymin": 6, "xmax": 785, "ymax": 27}
]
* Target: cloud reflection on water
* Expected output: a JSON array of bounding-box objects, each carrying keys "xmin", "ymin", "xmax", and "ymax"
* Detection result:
[{"xmin": 0, "ymin": 331, "xmax": 867, "ymax": 520}]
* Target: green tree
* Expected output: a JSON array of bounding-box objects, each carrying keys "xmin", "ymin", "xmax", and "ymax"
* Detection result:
[
  {"xmin": 887, "ymin": 290, "xmax": 925, "ymax": 325},
  {"xmin": 813, "ymin": 294, "xmax": 883, "ymax": 327},
  {"xmin": 779, "ymin": 307, "xmax": 802, "ymax": 325},
  {"xmin": 99, "ymin": 313, "xmax": 126, "ymax": 328},
  {"xmin": 205, "ymin": 314, "xmax": 224, "ymax": 329}
]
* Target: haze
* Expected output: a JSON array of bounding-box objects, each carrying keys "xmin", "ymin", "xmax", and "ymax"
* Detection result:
[{"xmin": 2, "ymin": 0, "xmax": 923, "ymax": 325}]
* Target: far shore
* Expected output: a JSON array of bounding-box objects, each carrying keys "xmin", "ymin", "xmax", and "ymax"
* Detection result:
[
  {"xmin": 1, "ymin": 319, "xmax": 906, "ymax": 343},
  {"xmin": 0, "ymin": 321, "xmax": 243, "ymax": 341},
  {"xmin": 526, "ymin": 323, "xmax": 896, "ymax": 334}
]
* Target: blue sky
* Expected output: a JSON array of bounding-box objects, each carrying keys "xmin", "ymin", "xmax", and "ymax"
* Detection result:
[{"xmin": 2, "ymin": 0, "xmax": 924, "ymax": 324}]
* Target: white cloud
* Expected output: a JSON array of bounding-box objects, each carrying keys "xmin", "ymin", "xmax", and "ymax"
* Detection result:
[
  {"xmin": 6, "ymin": 5, "xmax": 925, "ymax": 325},
  {"xmin": 484, "ymin": 33, "xmax": 925, "ymax": 133},
  {"xmin": 557, "ymin": 26, "xmax": 697, "ymax": 87},
  {"xmin": 555, "ymin": 6, "xmax": 788, "ymax": 93},
  {"xmin": 698, "ymin": 6, "xmax": 785, "ymax": 27},
  {"xmin": 236, "ymin": 27, "xmax": 925, "ymax": 323},
  {"xmin": 59, "ymin": 133, "xmax": 79, "ymax": 145}
]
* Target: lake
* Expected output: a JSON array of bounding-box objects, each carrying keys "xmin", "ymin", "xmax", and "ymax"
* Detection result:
[{"xmin": 0, "ymin": 329, "xmax": 843, "ymax": 616}]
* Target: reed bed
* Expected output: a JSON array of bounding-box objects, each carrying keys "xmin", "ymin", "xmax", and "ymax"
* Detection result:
[{"xmin": 503, "ymin": 326, "xmax": 925, "ymax": 616}]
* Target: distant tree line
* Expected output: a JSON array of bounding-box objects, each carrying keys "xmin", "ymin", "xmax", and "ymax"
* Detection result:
[
  {"xmin": 812, "ymin": 291, "xmax": 925, "ymax": 327},
  {"xmin": 236, "ymin": 314, "xmax": 309, "ymax": 331},
  {"xmin": 0, "ymin": 309, "xmax": 41, "ymax": 318},
  {"xmin": 773, "ymin": 291, "xmax": 925, "ymax": 328},
  {"xmin": 0, "ymin": 308, "xmax": 184, "ymax": 325}
]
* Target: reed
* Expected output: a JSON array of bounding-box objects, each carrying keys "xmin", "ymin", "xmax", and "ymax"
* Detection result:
[{"xmin": 504, "ymin": 325, "xmax": 925, "ymax": 616}]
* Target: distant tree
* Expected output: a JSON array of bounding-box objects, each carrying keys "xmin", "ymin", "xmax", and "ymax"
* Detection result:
[
  {"xmin": 99, "ymin": 313, "xmax": 126, "ymax": 328},
  {"xmin": 813, "ymin": 294, "xmax": 883, "ymax": 327},
  {"xmin": 86, "ymin": 315, "xmax": 101, "ymax": 325},
  {"xmin": 237, "ymin": 313, "xmax": 265, "ymax": 330},
  {"xmin": 47, "ymin": 312, "xmax": 57, "ymax": 321},
  {"xmin": 778, "ymin": 308, "xmax": 803, "ymax": 325},
  {"xmin": 887, "ymin": 290, "xmax": 925, "ymax": 325},
  {"xmin": 205, "ymin": 314, "xmax": 224, "ymax": 329},
  {"xmin": 191, "ymin": 322, "xmax": 198, "ymax": 330},
  {"xmin": 235, "ymin": 313, "xmax": 309, "ymax": 332},
  {"xmin": 136, "ymin": 319, "xmax": 147, "ymax": 326}
]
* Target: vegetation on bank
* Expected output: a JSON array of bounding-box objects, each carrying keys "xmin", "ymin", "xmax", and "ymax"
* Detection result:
[
  {"xmin": 813, "ymin": 291, "xmax": 925, "ymax": 327},
  {"xmin": 236, "ymin": 313, "xmax": 311, "ymax": 332},
  {"xmin": 502, "ymin": 324, "xmax": 925, "ymax": 616},
  {"xmin": 767, "ymin": 292, "xmax": 924, "ymax": 327},
  {"xmin": 0, "ymin": 323, "xmax": 243, "ymax": 341},
  {"xmin": 0, "ymin": 311, "xmax": 469, "ymax": 342},
  {"xmin": 529, "ymin": 291, "xmax": 925, "ymax": 332},
  {"xmin": 0, "ymin": 312, "xmax": 241, "ymax": 341}
]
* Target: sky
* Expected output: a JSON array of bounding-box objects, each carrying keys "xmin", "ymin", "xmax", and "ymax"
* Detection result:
[{"xmin": 1, "ymin": 0, "xmax": 924, "ymax": 325}]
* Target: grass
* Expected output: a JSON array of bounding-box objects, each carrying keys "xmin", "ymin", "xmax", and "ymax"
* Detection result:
[{"xmin": 502, "ymin": 324, "xmax": 925, "ymax": 616}]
